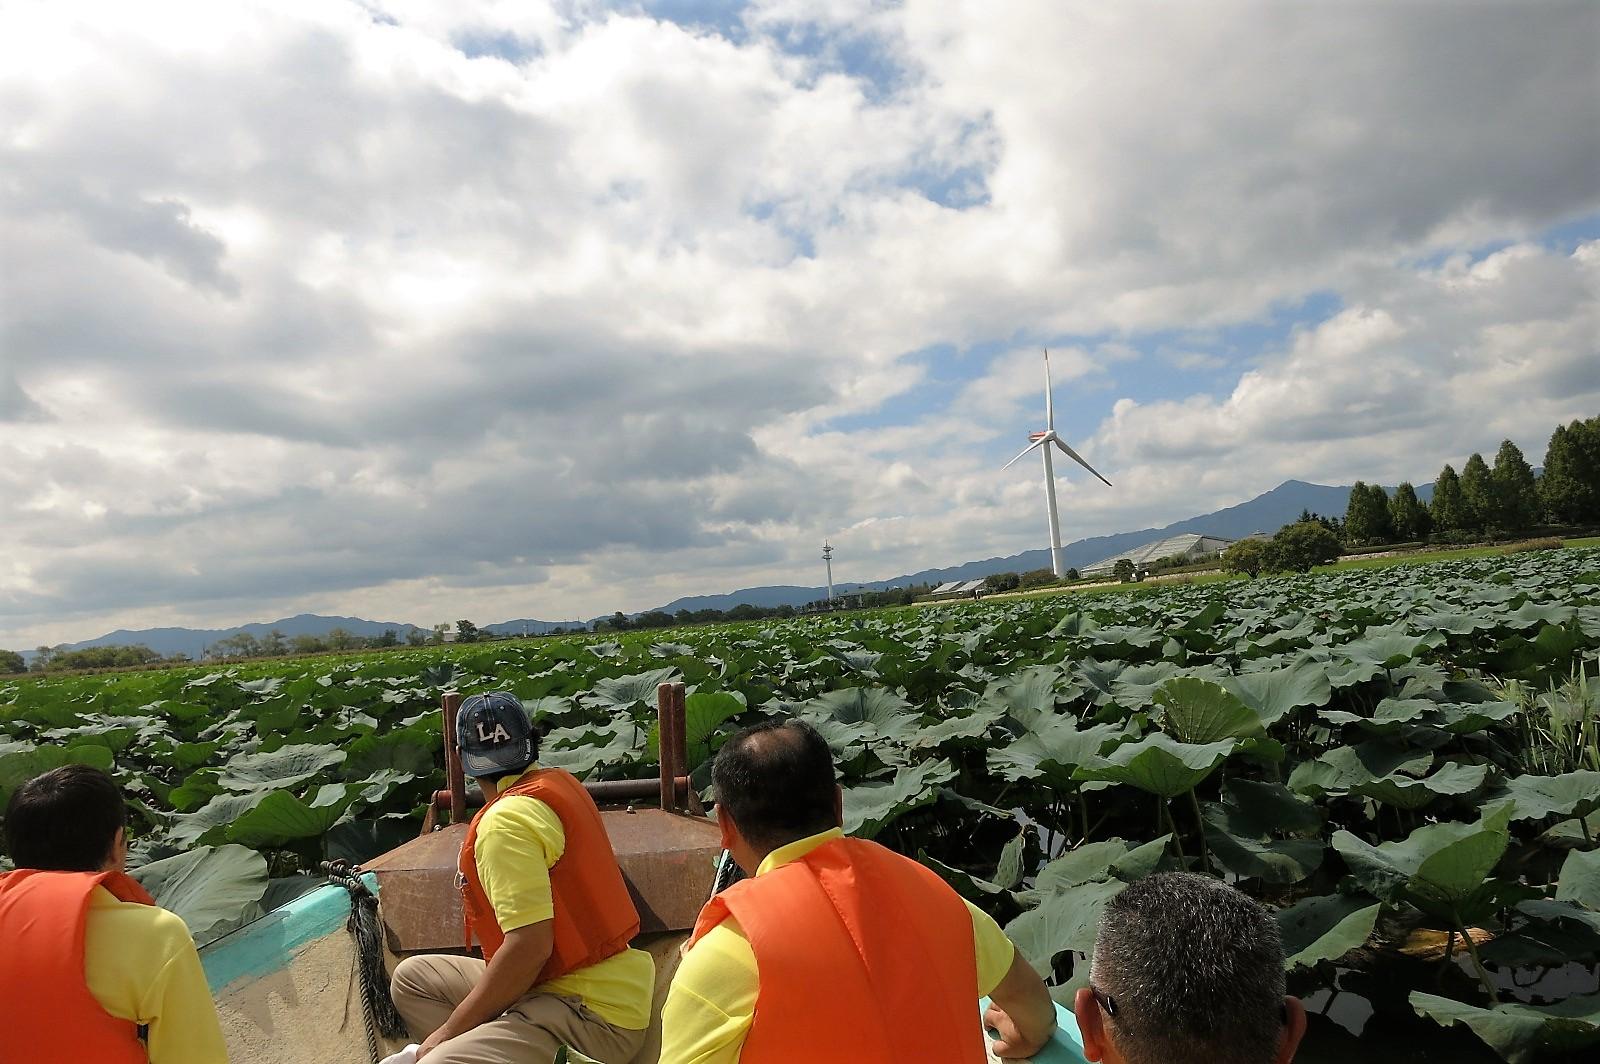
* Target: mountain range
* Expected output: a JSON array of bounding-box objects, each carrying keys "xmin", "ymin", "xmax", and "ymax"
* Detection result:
[{"xmin": 30, "ymin": 478, "xmax": 1415, "ymax": 659}]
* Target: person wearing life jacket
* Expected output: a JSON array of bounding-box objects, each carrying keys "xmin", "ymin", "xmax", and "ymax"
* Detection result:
[
  {"xmin": 659, "ymin": 719, "xmax": 1058, "ymax": 1063},
  {"xmin": 389, "ymin": 691, "xmax": 654, "ymax": 1063},
  {"xmin": 0, "ymin": 764, "xmax": 228, "ymax": 1064}
]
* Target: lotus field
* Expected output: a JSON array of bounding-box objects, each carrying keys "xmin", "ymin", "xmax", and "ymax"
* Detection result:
[{"xmin": 4, "ymin": 550, "xmax": 1600, "ymax": 1060}]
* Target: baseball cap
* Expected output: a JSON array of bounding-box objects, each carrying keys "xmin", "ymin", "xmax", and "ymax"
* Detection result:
[{"xmin": 455, "ymin": 692, "xmax": 535, "ymax": 779}]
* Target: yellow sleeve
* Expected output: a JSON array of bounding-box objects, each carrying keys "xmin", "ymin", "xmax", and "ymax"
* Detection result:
[
  {"xmin": 475, "ymin": 795, "xmax": 565, "ymax": 932},
  {"xmin": 659, "ymin": 919, "xmax": 759, "ymax": 1064},
  {"xmin": 965, "ymin": 899, "xmax": 1018, "ymax": 998},
  {"xmin": 84, "ymin": 892, "xmax": 228, "ymax": 1064}
]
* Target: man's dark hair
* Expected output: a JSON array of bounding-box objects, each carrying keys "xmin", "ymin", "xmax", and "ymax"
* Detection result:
[
  {"xmin": 1092, "ymin": 872, "xmax": 1286, "ymax": 1064},
  {"xmin": 711, "ymin": 719, "xmax": 838, "ymax": 852},
  {"xmin": 4, "ymin": 765, "xmax": 127, "ymax": 871}
]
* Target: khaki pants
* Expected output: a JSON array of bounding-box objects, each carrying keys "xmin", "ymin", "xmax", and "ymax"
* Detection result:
[{"xmin": 391, "ymin": 954, "xmax": 647, "ymax": 1064}]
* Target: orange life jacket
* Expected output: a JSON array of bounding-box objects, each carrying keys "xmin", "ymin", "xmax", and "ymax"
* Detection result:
[
  {"xmin": 688, "ymin": 835, "xmax": 986, "ymax": 1063},
  {"xmin": 0, "ymin": 869, "xmax": 158, "ymax": 1064},
  {"xmin": 459, "ymin": 766, "xmax": 640, "ymax": 980}
]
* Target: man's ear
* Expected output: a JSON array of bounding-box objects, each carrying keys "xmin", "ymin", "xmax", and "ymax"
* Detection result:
[
  {"xmin": 716, "ymin": 806, "xmax": 738, "ymax": 852},
  {"xmin": 1074, "ymin": 987, "xmax": 1109, "ymax": 1062},
  {"xmin": 104, "ymin": 827, "xmax": 127, "ymax": 874},
  {"xmin": 832, "ymin": 784, "xmax": 844, "ymax": 828},
  {"xmin": 1277, "ymin": 996, "xmax": 1307, "ymax": 1063}
]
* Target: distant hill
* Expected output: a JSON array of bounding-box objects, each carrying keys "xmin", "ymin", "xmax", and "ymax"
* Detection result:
[
  {"xmin": 24, "ymin": 478, "xmax": 1431, "ymax": 657},
  {"xmin": 654, "ymin": 479, "xmax": 1430, "ymax": 613}
]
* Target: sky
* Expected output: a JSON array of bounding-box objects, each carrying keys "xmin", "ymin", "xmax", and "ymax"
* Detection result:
[{"xmin": 2, "ymin": 0, "xmax": 1598, "ymax": 647}]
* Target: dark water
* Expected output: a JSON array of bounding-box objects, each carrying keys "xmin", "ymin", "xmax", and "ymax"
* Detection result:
[{"xmin": 1292, "ymin": 955, "xmax": 1598, "ymax": 1063}]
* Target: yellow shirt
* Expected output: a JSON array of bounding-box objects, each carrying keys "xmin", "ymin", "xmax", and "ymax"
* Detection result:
[
  {"xmin": 83, "ymin": 886, "xmax": 229, "ymax": 1064},
  {"xmin": 659, "ymin": 828, "xmax": 1017, "ymax": 1064},
  {"xmin": 476, "ymin": 767, "xmax": 655, "ymax": 1030}
]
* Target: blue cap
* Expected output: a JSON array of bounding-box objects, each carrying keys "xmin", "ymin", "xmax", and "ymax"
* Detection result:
[{"xmin": 455, "ymin": 692, "xmax": 534, "ymax": 779}]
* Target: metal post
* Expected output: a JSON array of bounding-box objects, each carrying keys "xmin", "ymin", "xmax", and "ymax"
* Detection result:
[
  {"xmin": 670, "ymin": 682, "xmax": 688, "ymax": 814},
  {"xmin": 657, "ymin": 683, "xmax": 677, "ymax": 812},
  {"xmin": 442, "ymin": 690, "xmax": 467, "ymax": 825}
]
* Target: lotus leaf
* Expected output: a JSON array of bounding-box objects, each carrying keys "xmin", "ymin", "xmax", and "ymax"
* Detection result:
[
  {"xmin": 1410, "ymin": 991, "xmax": 1600, "ymax": 1064},
  {"xmin": 1078, "ymin": 733, "xmax": 1235, "ymax": 799},
  {"xmin": 1333, "ymin": 803, "xmax": 1513, "ymax": 921},
  {"xmin": 130, "ymin": 844, "xmax": 268, "ymax": 946},
  {"xmin": 1153, "ymin": 677, "xmax": 1264, "ymax": 743},
  {"xmin": 218, "ymin": 744, "xmax": 346, "ymax": 792},
  {"xmin": 1557, "ymin": 848, "xmax": 1600, "ymax": 909},
  {"xmin": 841, "ymin": 759, "xmax": 954, "ymax": 838},
  {"xmin": 1499, "ymin": 770, "xmax": 1600, "ymax": 824},
  {"xmin": 1277, "ymin": 894, "xmax": 1382, "ymax": 968}
]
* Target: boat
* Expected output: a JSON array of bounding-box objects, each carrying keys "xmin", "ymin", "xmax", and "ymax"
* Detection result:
[{"xmin": 197, "ymin": 684, "xmax": 1089, "ymax": 1062}]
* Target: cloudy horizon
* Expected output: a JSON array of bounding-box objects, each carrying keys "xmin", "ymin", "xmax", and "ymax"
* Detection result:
[{"xmin": 3, "ymin": 0, "xmax": 1598, "ymax": 650}]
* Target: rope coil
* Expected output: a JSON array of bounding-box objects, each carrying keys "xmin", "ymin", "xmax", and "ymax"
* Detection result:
[{"xmin": 322, "ymin": 860, "xmax": 408, "ymax": 1062}]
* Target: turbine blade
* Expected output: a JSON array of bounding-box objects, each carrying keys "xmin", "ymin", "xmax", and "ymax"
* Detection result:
[
  {"xmin": 1001, "ymin": 439, "xmax": 1046, "ymax": 471},
  {"xmin": 1053, "ymin": 437, "xmax": 1113, "ymax": 487},
  {"xmin": 1043, "ymin": 349, "xmax": 1054, "ymax": 430}
]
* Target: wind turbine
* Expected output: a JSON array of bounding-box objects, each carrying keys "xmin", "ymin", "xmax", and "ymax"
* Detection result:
[{"xmin": 1002, "ymin": 349, "xmax": 1113, "ymax": 577}]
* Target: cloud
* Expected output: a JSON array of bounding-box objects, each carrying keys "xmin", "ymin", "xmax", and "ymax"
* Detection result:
[{"xmin": 0, "ymin": 1, "xmax": 1596, "ymax": 646}]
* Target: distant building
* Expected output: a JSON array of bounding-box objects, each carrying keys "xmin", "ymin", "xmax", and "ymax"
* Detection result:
[
  {"xmin": 929, "ymin": 579, "xmax": 986, "ymax": 600},
  {"xmin": 1081, "ymin": 533, "xmax": 1236, "ymax": 577}
]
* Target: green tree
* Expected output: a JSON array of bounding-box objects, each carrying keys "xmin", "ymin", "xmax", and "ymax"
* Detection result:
[
  {"xmin": 1265, "ymin": 521, "xmax": 1341, "ymax": 573},
  {"xmin": 1112, "ymin": 559, "xmax": 1136, "ymax": 582},
  {"xmin": 454, "ymin": 620, "xmax": 481, "ymax": 643},
  {"xmin": 1018, "ymin": 568, "xmax": 1059, "ymax": 589},
  {"xmin": 213, "ymin": 632, "xmax": 262, "ymax": 659},
  {"xmin": 1388, "ymin": 482, "xmax": 1430, "ymax": 541},
  {"xmin": 0, "ymin": 650, "xmax": 25, "ymax": 674},
  {"xmin": 430, "ymin": 624, "xmax": 449, "ymax": 645},
  {"xmin": 1431, "ymin": 464, "xmax": 1468, "ymax": 531},
  {"xmin": 1459, "ymin": 453, "xmax": 1495, "ymax": 531},
  {"xmin": 984, "ymin": 572, "xmax": 1021, "ymax": 593},
  {"xmin": 373, "ymin": 629, "xmax": 399, "ymax": 647},
  {"xmin": 290, "ymin": 634, "xmax": 326, "ymax": 655},
  {"xmin": 405, "ymin": 627, "xmax": 427, "ymax": 646},
  {"xmin": 1491, "ymin": 439, "xmax": 1540, "ymax": 532},
  {"xmin": 1221, "ymin": 538, "xmax": 1270, "ymax": 578},
  {"xmin": 326, "ymin": 627, "xmax": 361, "ymax": 651},
  {"xmin": 1344, "ymin": 482, "xmax": 1393, "ymax": 544},
  {"xmin": 260, "ymin": 629, "xmax": 287, "ymax": 656},
  {"xmin": 1540, "ymin": 417, "xmax": 1600, "ymax": 524}
]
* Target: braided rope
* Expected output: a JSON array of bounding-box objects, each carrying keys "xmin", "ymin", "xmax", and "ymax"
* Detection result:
[{"xmin": 322, "ymin": 860, "xmax": 407, "ymax": 1062}]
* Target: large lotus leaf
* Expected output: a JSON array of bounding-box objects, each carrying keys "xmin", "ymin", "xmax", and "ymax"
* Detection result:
[
  {"xmin": 1410, "ymin": 991, "xmax": 1600, "ymax": 1064},
  {"xmin": 1004, "ymin": 878, "xmax": 1124, "ymax": 978},
  {"xmin": 130, "ymin": 844, "xmax": 268, "ymax": 946},
  {"xmin": 1500, "ymin": 770, "xmax": 1600, "ymax": 824},
  {"xmin": 1333, "ymin": 804, "xmax": 1513, "ymax": 917},
  {"xmin": 1484, "ymin": 898, "xmax": 1600, "ymax": 967},
  {"xmin": 583, "ymin": 668, "xmax": 679, "ymax": 712},
  {"xmin": 1203, "ymin": 804, "xmax": 1324, "ymax": 884},
  {"xmin": 226, "ymin": 785, "xmax": 359, "ymax": 848},
  {"xmin": 1340, "ymin": 627, "xmax": 1442, "ymax": 669},
  {"xmin": 1077, "ymin": 733, "xmax": 1234, "ymax": 799},
  {"xmin": 1220, "ymin": 659, "xmax": 1332, "ymax": 726},
  {"xmin": 986, "ymin": 665, "xmax": 1070, "ymax": 728},
  {"xmin": 342, "ymin": 729, "xmax": 437, "ymax": 779},
  {"xmin": 1109, "ymin": 833, "xmax": 1178, "ymax": 882},
  {"xmin": 909, "ymin": 706, "xmax": 1004, "ymax": 750},
  {"xmin": 1030, "ymin": 839, "xmax": 1140, "ymax": 897},
  {"xmin": 841, "ymin": 759, "xmax": 954, "ymax": 838},
  {"xmin": 1218, "ymin": 779, "xmax": 1322, "ymax": 837},
  {"xmin": 1153, "ymin": 678, "xmax": 1264, "ymax": 743},
  {"xmin": 218, "ymin": 744, "xmax": 346, "ymax": 793},
  {"xmin": 1277, "ymin": 894, "xmax": 1382, "ymax": 969},
  {"xmin": 1088, "ymin": 624, "xmax": 1164, "ymax": 657},
  {"xmin": 540, "ymin": 719, "xmax": 647, "ymax": 777},
  {"xmin": 799, "ymin": 687, "xmax": 918, "ymax": 746},
  {"xmin": 0, "ymin": 743, "xmax": 116, "ymax": 805},
  {"xmin": 993, "ymin": 829, "xmax": 1027, "ymax": 891},
  {"xmin": 1288, "ymin": 741, "xmax": 1433, "ymax": 796},
  {"xmin": 1319, "ymin": 697, "xmax": 1433, "ymax": 735},
  {"xmin": 986, "ymin": 716, "xmax": 1121, "ymax": 785},
  {"xmin": 1049, "ymin": 612, "xmax": 1099, "ymax": 637},
  {"xmin": 648, "ymin": 691, "xmax": 747, "ymax": 769},
  {"xmin": 920, "ymin": 853, "xmax": 1005, "ymax": 901},
  {"xmin": 1107, "ymin": 662, "xmax": 1188, "ymax": 712},
  {"xmin": 1558, "ymin": 848, "xmax": 1600, "ymax": 909},
  {"xmin": 1351, "ymin": 761, "xmax": 1490, "ymax": 811},
  {"xmin": 167, "ymin": 791, "xmax": 271, "ymax": 848},
  {"xmin": 1431, "ymin": 699, "xmax": 1521, "ymax": 735}
]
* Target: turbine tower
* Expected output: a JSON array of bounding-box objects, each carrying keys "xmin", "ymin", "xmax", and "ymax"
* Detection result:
[
  {"xmin": 822, "ymin": 541, "xmax": 835, "ymax": 602},
  {"xmin": 1002, "ymin": 349, "xmax": 1113, "ymax": 577}
]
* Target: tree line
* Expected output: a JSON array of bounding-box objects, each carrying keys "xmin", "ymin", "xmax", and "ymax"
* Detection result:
[{"xmin": 1342, "ymin": 417, "xmax": 1599, "ymax": 546}]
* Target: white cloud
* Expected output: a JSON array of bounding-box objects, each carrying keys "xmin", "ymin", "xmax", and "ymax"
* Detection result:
[{"xmin": 0, "ymin": 1, "xmax": 1596, "ymax": 647}]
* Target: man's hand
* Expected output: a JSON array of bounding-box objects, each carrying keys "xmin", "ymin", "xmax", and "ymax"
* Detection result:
[
  {"xmin": 415, "ymin": 1028, "xmax": 448, "ymax": 1061},
  {"xmin": 986, "ymin": 951, "xmax": 1057, "ymax": 1059}
]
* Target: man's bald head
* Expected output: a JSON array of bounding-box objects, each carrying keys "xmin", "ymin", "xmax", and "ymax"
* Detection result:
[{"xmin": 711, "ymin": 719, "xmax": 839, "ymax": 853}]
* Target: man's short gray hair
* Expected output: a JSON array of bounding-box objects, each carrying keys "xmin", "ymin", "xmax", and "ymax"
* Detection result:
[{"xmin": 1090, "ymin": 872, "xmax": 1286, "ymax": 1064}]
